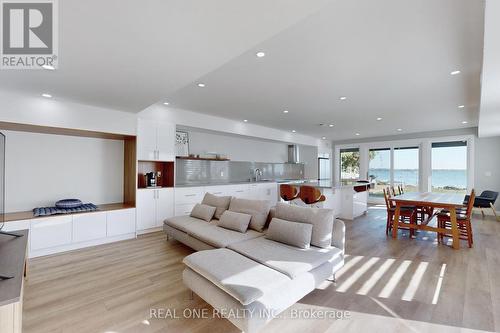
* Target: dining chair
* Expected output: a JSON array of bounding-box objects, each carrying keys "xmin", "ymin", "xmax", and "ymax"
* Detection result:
[
  {"xmin": 279, "ymin": 184, "xmax": 299, "ymax": 204},
  {"xmin": 390, "ymin": 186, "xmax": 397, "ymax": 197},
  {"xmin": 437, "ymin": 189, "xmax": 475, "ymax": 248},
  {"xmin": 298, "ymin": 185, "xmax": 326, "ymax": 208},
  {"xmin": 398, "ymin": 185, "xmax": 404, "ymax": 195},
  {"xmin": 383, "ymin": 187, "xmax": 417, "ymax": 236}
]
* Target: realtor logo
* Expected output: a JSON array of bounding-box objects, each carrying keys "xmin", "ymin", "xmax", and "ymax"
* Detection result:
[{"xmin": 1, "ymin": 0, "xmax": 58, "ymax": 69}]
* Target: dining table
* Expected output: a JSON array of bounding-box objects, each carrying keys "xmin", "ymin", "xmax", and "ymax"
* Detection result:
[{"xmin": 391, "ymin": 192, "xmax": 466, "ymax": 249}]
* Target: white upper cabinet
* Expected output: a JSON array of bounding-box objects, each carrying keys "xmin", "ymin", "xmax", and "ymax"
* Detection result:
[{"xmin": 137, "ymin": 119, "xmax": 175, "ymax": 161}]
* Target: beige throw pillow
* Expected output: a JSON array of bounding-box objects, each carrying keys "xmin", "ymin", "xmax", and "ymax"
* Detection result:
[
  {"xmin": 266, "ymin": 218, "xmax": 313, "ymax": 249},
  {"xmin": 190, "ymin": 203, "xmax": 216, "ymax": 222},
  {"xmin": 229, "ymin": 198, "xmax": 270, "ymax": 232},
  {"xmin": 218, "ymin": 211, "xmax": 252, "ymax": 233}
]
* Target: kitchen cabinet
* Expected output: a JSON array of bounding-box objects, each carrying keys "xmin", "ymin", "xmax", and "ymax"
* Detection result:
[
  {"xmin": 137, "ymin": 188, "xmax": 174, "ymax": 232},
  {"xmin": 31, "ymin": 216, "xmax": 72, "ymax": 250},
  {"xmin": 73, "ymin": 211, "xmax": 107, "ymax": 243},
  {"xmin": 107, "ymin": 208, "xmax": 136, "ymax": 236},
  {"xmin": 137, "ymin": 119, "xmax": 175, "ymax": 161}
]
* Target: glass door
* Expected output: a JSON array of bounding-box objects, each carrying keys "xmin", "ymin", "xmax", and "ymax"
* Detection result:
[
  {"xmin": 368, "ymin": 148, "xmax": 391, "ymax": 198},
  {"xmin": 431, "ymin": 141, "xmax": 467, "ymax": 193},
  {"xmin": 393, "ymin": 146, "xmax": 419, "ymax": 193}
]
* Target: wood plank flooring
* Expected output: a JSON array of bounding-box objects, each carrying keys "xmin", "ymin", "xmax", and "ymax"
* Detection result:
[{"xmin": 23, "ymin": 207, "xmax": 500, "ymax": 333}]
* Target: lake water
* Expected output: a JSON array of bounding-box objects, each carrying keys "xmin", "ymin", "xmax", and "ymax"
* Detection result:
[{"xmin": 368, "ymin": 168, "xmax": 467, "ymax": 189}]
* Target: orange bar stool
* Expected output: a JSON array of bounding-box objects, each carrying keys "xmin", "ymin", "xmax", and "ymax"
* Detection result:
[
  {"xmin": 298, "ymin": 185, "xmax": 326, "ymax": 207},
  {"xmin": 279, "ymin": 184, "xmax": 299, "ymax": 204}
]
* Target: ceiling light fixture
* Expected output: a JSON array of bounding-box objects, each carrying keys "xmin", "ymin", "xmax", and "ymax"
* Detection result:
[
  {"xmin": 322, "ymin": 137, "xmax": 327, "ymax": 140},
  {"xmin": 42, "ymin": 93, "xmax": 52, "ymax": 98},
  {"xmin": 243, "ymin": 119, "xmax": 248, "ymax": 122},
  {"xmin": 328, "ymin": 124, "xmax": 334, "ymax": 127},
  {"xmin": 458, "ymin": 105, "xmax": 465, "ymax": 109},
  {"xmin": 197, "ymin": 83, "xmax": 206, "ymax": 88},
  {"xmin": 283, "ymin": 110, "xmax": 289, "ymax": 114},
  {"xmin": 292, "ymin": 130, "xmax": 296, "ymax": 133},
  {"xmin": 163, "ymin": 102, "xmax": 169, "ymax": 105},
  {"xmin": 42, "ymin": 65, "xmax": 55, "ymax": 70},
  {"xmin": 462, "ymin": 121, "xmax": 468, "ymax": 124},
  {"xmin": 355, "ymin": 133, "xmax": 360, "ymax": 136},
  {"xmin": 397, "ymin": 128, "xmax": 403, "ymax": 132},
  {"xmin": 450, "ymin": 70, "xmax": 461, "ymax": 75},
  {"xmin": 376, "ymin": 117, "xmax": 383, "ymax": 121},
  {"xmin": 339, "ymin": 96, "xmax": 347, "ymax": 101},
  {"xmin": 256, "ymin": 51, "xmax": 266, "ymax": 58}
]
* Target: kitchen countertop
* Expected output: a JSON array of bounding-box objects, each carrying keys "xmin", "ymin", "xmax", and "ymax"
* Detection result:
[
  {"xmin": 0, "ymin": 229, "xmax": 28, "ymax": 307},
  {"xmin": 281, "ymin": 180, "xmax": 371, "ymax": 189},
  {"xmin": 175, "ymin": 180, "xmax": 282, "ymax": 188}
]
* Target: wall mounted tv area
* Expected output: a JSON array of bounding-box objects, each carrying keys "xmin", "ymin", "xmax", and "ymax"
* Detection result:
[{"xmin": 0, "ymin": 121, "xmax": 137, "ymax": 222}]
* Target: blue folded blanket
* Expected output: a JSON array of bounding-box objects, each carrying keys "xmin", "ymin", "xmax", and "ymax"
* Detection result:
[{"xmin": 33, "ymin": 203, "xmax": 99, "ymax": 217}]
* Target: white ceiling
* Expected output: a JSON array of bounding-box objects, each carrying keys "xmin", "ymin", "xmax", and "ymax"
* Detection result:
[{"xmin": 0, "ymin": 0, "xmax": 487, "ymax": 141}]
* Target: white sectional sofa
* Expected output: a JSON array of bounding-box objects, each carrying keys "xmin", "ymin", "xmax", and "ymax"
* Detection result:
[{"xmin": 163, "ymin": 194, "xmax": 345, "ymax": 333}]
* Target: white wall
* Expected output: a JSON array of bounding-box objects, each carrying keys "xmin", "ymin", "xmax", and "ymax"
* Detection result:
[
  {"xmin": 4, "ymin": 130, "xmax": 124, "ymax": 212},
  {"xmin": 474, "ymin": 136, "xmax": 500, "ymax": 209},
  {"xmin": 0, "ymin": 90, "xmax": 137, "ymax": 135}
]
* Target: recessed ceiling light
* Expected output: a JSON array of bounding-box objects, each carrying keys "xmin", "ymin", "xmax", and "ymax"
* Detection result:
[
  {"xmin": 339, "ymin": 96, "xmax": 347, "ymax": 101},
  {"xmin": 283, "ymin": 110, "xmax": 289, "ymax": 114},
  {"xmin": 322, "ymin": 136, "xmax": 327, "ymax": 140},
  {"xmin": 355, "ymin": 133, "xmax": 360, "ymax": 136},
  {"xmin": 450, "ymin": 70, "xmax": 461, "ymax": 75},
  {"xmin": 197, "ymin": 83, "xmax": 206, "ymax": 88},
  {"xmin": 328, "ymin": 124, "xmax": 334, "ymax": 127},
  {"xmin": 458, "ymin": 105, "xmax": 465, "ymax": 109},
  {"xmin": 42, "ymin": 93, "xmax": 52, "ymax": 98},
  {"xmin": 42, "ymin": 65, "xmax": 55, "ymax": 70},
  {"xmin": 163, "ymin": 102, "xmax": 169, "ymax": 105},
  {"xmin": 256, "ymin": 51, "xmax": 265, "ymax": 58},
  {"xmin": 243, "ymin": 119, "xmax": 248, "ymax": 122},
  {"xmin": 292, "ymin": 130, "xmax": 296, "ymax": 133},
  {"xmin": 376, "ymin": 117, "xmax": 383, "ymax": 121},
  {"xmin": 462, "ymin": 121, "xmax": 468, "ymax": 124},
  {"xmin": 397, "ymin": 128, "xmax": 403, "ymax": 132}
]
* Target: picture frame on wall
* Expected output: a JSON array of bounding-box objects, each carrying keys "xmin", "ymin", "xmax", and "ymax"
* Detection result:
[{"xmin": 175, "ymin": 131, "xmax": 189, "ymax": 157}]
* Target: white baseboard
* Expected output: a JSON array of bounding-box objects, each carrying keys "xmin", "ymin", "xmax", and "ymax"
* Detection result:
[{"xmin": 137, "ymin": 226, "xmax": 163, "ymax": 235}]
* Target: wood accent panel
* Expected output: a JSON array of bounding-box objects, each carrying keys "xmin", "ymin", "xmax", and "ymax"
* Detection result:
[
  {"xmin": 137, "ymin": 161, "xmax": 174, "ymax": 188},
  {"xmin": 123, "ymin": 137, "xmax": 137, "ymax": 205},
  {"xmin": 3, "ymin": 203, "xmax": 135, "ymax": 222},
  {"xmin": 0, "ymin": 121, "xmax": 134, "ymax": 140}
]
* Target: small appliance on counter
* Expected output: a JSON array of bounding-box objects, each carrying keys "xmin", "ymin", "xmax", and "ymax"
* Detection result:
[{"xmin": 145, "ymin": 172, "xmax": 157, "ymax": 187}]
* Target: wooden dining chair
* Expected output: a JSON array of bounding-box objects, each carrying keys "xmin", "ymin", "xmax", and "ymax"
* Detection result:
[
  {"xmin": 390, "ymin": 186, "xmax": 397, "ymax": 197},
  {"xmin": 398, "ymin": 185, "xmax": 404, "ymax": 195},
  {"xmin": 383, "ymin": 187, "xmax": 417, "ymax": 236},
  {"xmin": 437, "ymin": 189, "xmax": 475, "ymax": 248}
]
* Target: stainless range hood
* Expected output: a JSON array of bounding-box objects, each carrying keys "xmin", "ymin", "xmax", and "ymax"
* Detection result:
[{"xmin": 287, "ymin": 145, "xmax": 300, "ymax": 163}]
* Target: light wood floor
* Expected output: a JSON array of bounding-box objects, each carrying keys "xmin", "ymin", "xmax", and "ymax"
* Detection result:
[{"xmin": 23, "ymin": 207, "xmax": 500, "ymax": 333}]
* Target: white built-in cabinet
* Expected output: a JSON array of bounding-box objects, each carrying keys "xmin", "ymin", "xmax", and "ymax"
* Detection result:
[
  {"xmin": 174, "ymin": 183, "xmax": 279, "ymax": 216},
  {"xmin": 137, "ymin": 188, "xmax": 174, "ymax": 232},
  {"xmin": 137, "ymin": 119, "xmax": 175, "ymax": 161},
  {"xmin": 3, "ymin": 208, "xmax": 136, "ymax": 258}
]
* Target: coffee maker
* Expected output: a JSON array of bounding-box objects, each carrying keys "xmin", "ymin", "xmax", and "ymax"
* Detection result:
[{"xmin": 145, "ymin": 172, "xmax": 156, "ymax": 187}]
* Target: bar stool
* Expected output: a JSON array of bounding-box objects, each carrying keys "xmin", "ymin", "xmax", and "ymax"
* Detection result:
[
  {"xmin": 298, "ymin": 185, "xmax": 326, "ymax": 208},
  {"xmin": 279, "ymin": 184, "xmax": 299, "ymax": 204}
]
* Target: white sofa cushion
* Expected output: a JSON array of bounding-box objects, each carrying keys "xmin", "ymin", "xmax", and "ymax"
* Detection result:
[
  {"xmin": 165, "ymin": 215, "xmax": 215, "ymax": 233},
  {"xmin": 190, "ymin": 203, "xmax": 216, "ymax": 222},
  {"xmin": 202, "ymin": 193, "xmax": 232, "ymax": 219},
  {"xmin": 183, "ymin": 248, "xmax": 290, "ymax": 305},
  {"xmin": 229, "ymin": 198, "xmax": 271, "ymax": 232},
  {"xmin": 228, "ymin": 237, "xmax": 342, "ymax": 279},
  {"xmin": 275, "ymin": 203, "xmax": 334, "ymax": 248},
  {"xmin": 185, "ymin": 222, "xmax": 263, "ymax": 248},
  {"xmin": 266, "ymin": 218, "xmax": 312, "ymax": 249},
  {"xmin": 218, "ymin": 210, "xmax": 252, "ymax": 233}
]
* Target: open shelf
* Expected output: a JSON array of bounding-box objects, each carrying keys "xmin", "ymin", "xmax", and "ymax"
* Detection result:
[
  {"xmin": 137, "ymin": 161, "xmax": 174, "ymax": 189},
  {"xmin": 3, "ymin": 202, "xmax": 136, "ymax": 222},
  {"xmin": 176, "ymin": 156, "xmax": 230, "ymax": 161}
]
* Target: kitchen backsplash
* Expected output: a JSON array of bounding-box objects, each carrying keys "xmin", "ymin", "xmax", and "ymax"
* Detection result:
[{"xmin": 176, "ymin": 159, "xmax": 305, "ymax": 186}]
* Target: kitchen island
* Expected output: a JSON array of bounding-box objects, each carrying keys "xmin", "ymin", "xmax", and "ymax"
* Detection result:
[{"xmin": 282, "ymin": 180, "xmax": 370, "ymax": 220}]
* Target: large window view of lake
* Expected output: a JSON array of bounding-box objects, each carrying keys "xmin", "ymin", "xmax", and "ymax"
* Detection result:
[{"xmin": 365, "ymin": 141, "xmax": 467, "ymax": 197}]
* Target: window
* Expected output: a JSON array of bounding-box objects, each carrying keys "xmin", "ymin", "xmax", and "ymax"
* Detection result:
[
  {"xmin": 394, "ymin": 146, "xmax": 419, "ymax": 192},
  {"xmin": 431, "ymin": 141, "xmax": 467, "ymax": 193},
  {"xmin": 340, "ymin": 148, "xmax": 360, "ymax": 181},
  {"xmin": 318, "ymin": 157, "xmax": 331, "ymax": 180},
  {"xmin": 368, "ymin": 148, "xmax": 390, "ymax": 197}
]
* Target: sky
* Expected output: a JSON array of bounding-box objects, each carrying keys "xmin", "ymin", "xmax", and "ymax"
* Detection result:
[{"xmin": 369, "ymin": 146, "xmax": 467, "ymax": 170}]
